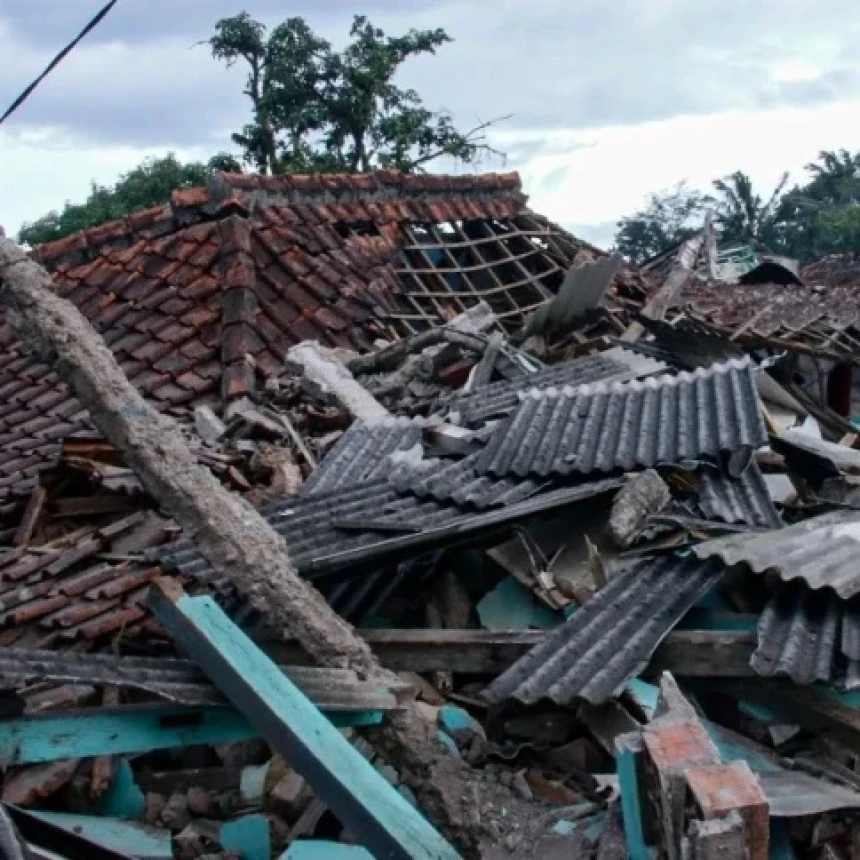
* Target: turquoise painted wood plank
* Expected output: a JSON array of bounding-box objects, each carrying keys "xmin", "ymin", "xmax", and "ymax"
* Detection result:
[
  {"xmin": 0, "ymin": 703, "xmax": 382, "ymax": 766},
  {"xmin": 98, "ymin": 760, "xmax": 145, "ymax": 819},
  {"xmin": 615, "ymin": 738, "xmax": 649, "ymax": 860},
  {"xmin": 221, "ymin": 814, "xmax": 270, "ymax": 860},
  {"xmin": 150, "ymin": 581, "xmax": 461, "ymax": 860},
  {"xmin": 678, "ymin": 608, "xmax": 758, "ymax": 632},
  {"xmin": 30, "ymin": 811, "xmax": 171, "ymax": 859},
  {"xmin": 769, "ymin": 820, "xmax": 796, "ymax": 860},
  {"xmin": 282, "ymin": 842, "xmax": 374, "ymax": 859},
  {"xmin": 625, "ymin": 679, "xmax": 658, "ymax": 719}
]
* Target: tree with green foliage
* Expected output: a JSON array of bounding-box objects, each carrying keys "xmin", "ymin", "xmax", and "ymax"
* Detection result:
[
  {"xmin": 17, "ymin": 153, "xmax": 241, "ymax": 247},
  {"xmin": 613, "ymin": 183, "xmax": 712, "ymax": 265},
  {"xmin": 614, "ymin": 151, "xmax": 860, "ymax": 265},
  {"xmin": 710, "ymin": 170, "xmax": 789, "ymax": 250},
  {"xmin": 777, "ymin": 150, "xmax": 860, "ymax": 260},
  {"xmin": 207, "ymin": 12, "xmax": 504, "ymax": 174}
]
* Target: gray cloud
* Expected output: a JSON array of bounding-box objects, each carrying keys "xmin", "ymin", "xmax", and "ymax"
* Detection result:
[{"xmin": 2, "ymin": 0, "xmax": 860, "ymax": 156}]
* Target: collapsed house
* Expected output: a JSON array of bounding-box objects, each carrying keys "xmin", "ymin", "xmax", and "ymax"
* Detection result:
[{"xmin": 1, "ymin": 170, "xmax": 860, "ymax": 858}]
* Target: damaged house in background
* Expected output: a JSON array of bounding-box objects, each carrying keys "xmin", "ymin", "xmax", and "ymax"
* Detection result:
[{"xmin": 2, "ymin": 168, "xmax": 860, "ymax": 858}]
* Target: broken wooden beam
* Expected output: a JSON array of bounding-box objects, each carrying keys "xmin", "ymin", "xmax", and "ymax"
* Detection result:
[
  {"xmin": 149, "ymin": 579, "xmax": 461, "ymax": 860},
  {"xmin": 266, "ymin": 629, "xmax": 759, "ymax": 676},
  {"xmin": 0, "ymin": 702, "xmax": 384, "ymax": 766}
]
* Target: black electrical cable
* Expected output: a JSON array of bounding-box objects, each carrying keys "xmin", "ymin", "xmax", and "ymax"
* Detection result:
[{"xmin": 0, "ymin": 0, "xmax": 119, "ymax": 127}]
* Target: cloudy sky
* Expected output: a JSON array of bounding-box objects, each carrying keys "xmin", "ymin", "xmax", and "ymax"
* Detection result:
[{"xmin": 3, "ymin": 0, "xmax": 860, "ymax": 247}]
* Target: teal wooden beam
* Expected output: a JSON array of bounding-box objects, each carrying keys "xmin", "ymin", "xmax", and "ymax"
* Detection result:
[
  {"xmin": 282, "ymin": 843, "xmax": 373, "ymax": 859},
  {"xmin": 0, "ymin": 702, "xmax": 382, "ymax": 766},
  {"xmin": 28, "ymin": 812, "xmax": 171, "ymax": 860},
  {"xmin": 221, "ymin": 814, "xmax": 271, "ymax": 860},
  {"xmin": 615, "ymin": 735, "xmax": 649, "ymax": 860},
  {"xmin": 149, "ymin": 579, "xmax": 461, "ymax": 860}
]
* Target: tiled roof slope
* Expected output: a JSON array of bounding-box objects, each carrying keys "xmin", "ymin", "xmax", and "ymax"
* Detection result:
[{"xmin": 0, "ymin": 169, "xmax": 587, "ymax": 510}]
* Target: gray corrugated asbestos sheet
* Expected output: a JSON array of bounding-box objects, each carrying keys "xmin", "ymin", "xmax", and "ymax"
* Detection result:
[
  {"xmin": 752, "ymin": 580, "xmax": 860, "ymax": 687},
  {"xmin": 388, "ymin": 453, "xmax": 546, "ymax": 509},
  {"xmin": 301, "ymin": 418, "xmax": 423, "ymax": 496},
  {"xmin": 694, "ymin": 509, "xmax": 860, "ymax": 599},
  {"xmin": 697, "ymin": 462, "xmax": 782, "ymax": 529},
  {"xmin": 707, "ymin": 722, "xmax": 860, "ymax": 816},
  {"xmin": 438, "ymin": 347, "xmax": 667, "ymax": 425},
  {"xmin": 474, "ymin": 358, "xmax": 767, "ymax": 480},
  {"xmin": 158, "ymin": 475, "xmax": 622, "ymax": 585},
  {"xmin": 482, "ymin": 554, "xmax": 725, "ymax": 706}
]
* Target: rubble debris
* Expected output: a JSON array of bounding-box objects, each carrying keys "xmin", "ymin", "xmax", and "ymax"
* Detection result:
[
  {"xmin": 4, "ymin": 170, "xmax": 860, "ymax": 857},
  {"xmin": 149, "ymin": 578, "xmax": 461, "ymax": 859},
  {"xmin": 608, "ymin": 470, "xmax": 671, "ymax": 548},
  {"xmin": 285, "ymin": 342, "xmax": 389, "ymax": 423}
]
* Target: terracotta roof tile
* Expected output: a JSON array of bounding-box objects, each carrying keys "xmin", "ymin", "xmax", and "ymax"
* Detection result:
[{"xmin": 0, "ymin": 168, "xmax": 571, "ymax": 508}]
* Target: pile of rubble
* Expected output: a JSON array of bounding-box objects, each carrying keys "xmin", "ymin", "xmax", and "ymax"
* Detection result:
[{"xmin": 2, "ymin": 172, "xmax": 860, "ymax": 858}]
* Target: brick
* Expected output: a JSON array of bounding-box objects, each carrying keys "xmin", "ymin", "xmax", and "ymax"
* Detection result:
[
  {"xmin": 34, "ymin": 231, "xmax": 88, "ymax": 264},
  {"xmin": 153, "ymin": 352, "xmax": 194, "ymax": 375},
  {"xmin": 126, "ymin": 204, "xmax": 172, "ymax": 233},
  {"xmin": 643, "ymin": 722, "xmax": 718, "ymax": 775},
  {"xmin": 685, "ymin": 763, "xmax": 769, "ymax": 860},
  {"xmin": 182, "ymin": 274, "xmax": 220, "ymax": 300},
  {"xmin": 180, "ymin": 305, "xmax": 220, "ymax": 330},
  {"xmin": 175, "ymin": 371, "xmax": 211, "ymax": 394},
  {"xmin": 188, "ymin": 240, "xmax": 220, "ymax": 270},
  {"xmin": 287, "ymin": 174, "xmax": 324, "ymax": 193},
  {"xmin": 130, "ymin": 339, "xmax": 173, "ymax": 364}
]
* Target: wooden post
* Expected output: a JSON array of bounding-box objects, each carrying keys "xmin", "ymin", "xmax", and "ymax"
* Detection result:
[{"xmin": 149, "ymin": 579, "xmax": 460, "ymax": 860}]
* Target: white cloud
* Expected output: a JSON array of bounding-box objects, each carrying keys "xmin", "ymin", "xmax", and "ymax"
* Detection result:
[
  {"xmin": 0, "ymin": 128, "xmax": 210, "ymax": 234},
  {"xmin": 504, "ymin": 99, "xmax": 860, "ymax": 245}
]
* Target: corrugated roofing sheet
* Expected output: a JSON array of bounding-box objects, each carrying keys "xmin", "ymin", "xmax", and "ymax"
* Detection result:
[
  {"xmin": 388, "ymin": 453, "xmax": 548, "ymax": 510},
  {"xmin": 697, "ymin": 462, "xmax": 783, "ymax": 530},
  {"xmin": 482, "ymin": 554, "xmax": 725, "ymax": 706},
  {"xmin": 474, "ymin": 358, "xmax": 767, "ymax": 480},
  {"xmin": 301, "ymin": 418, "xmax": 423, "ymax": 496},
  {"xmin": 158, "ymin": 474, "xmax": 623, "ymax": 585},
  {"xmin": 693, "ymin": 509, "xmax": 860, "ymax": 599},
  {"xmin": 752, "ymin": 581, "xmax": 844, "ymax": 686},
  {"xmin": 707, "ymin": 722, "xmax": 860, "ymax": 816},
  {"xmin": 438, "ymin": 348, "xmax": 666, "ymax": 425}
]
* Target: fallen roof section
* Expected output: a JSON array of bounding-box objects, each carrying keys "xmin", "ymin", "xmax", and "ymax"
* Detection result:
[
  {"xmin": 693, "ymin": 509, "xmax": 860, "ymax": 599},
  {"xmin": 474, "ymin": 358, "xmax": 767, "ymax": 480},
  {"xmin": 751, "ymin": 580, "xmax": 848, "ymax": 687},
  {"xmin": 677, "ymin": 279, "xmax": 860, "ymax": 363},
  {"xmin": 695, "ymin": 462, "xmax": 783, "ymax": 530},
  {"xmin": 482, "ymin": 554, "xmax": 725, "ymax": 706},
  {"xmin": 437, "ymin": 347, "xmax": 666, "ymax": 424}
]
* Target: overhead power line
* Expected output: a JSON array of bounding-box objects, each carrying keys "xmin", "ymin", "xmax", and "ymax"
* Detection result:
[{"xmin": 0, "ymin": 0, "xmax": 119, "ymax": 127}]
